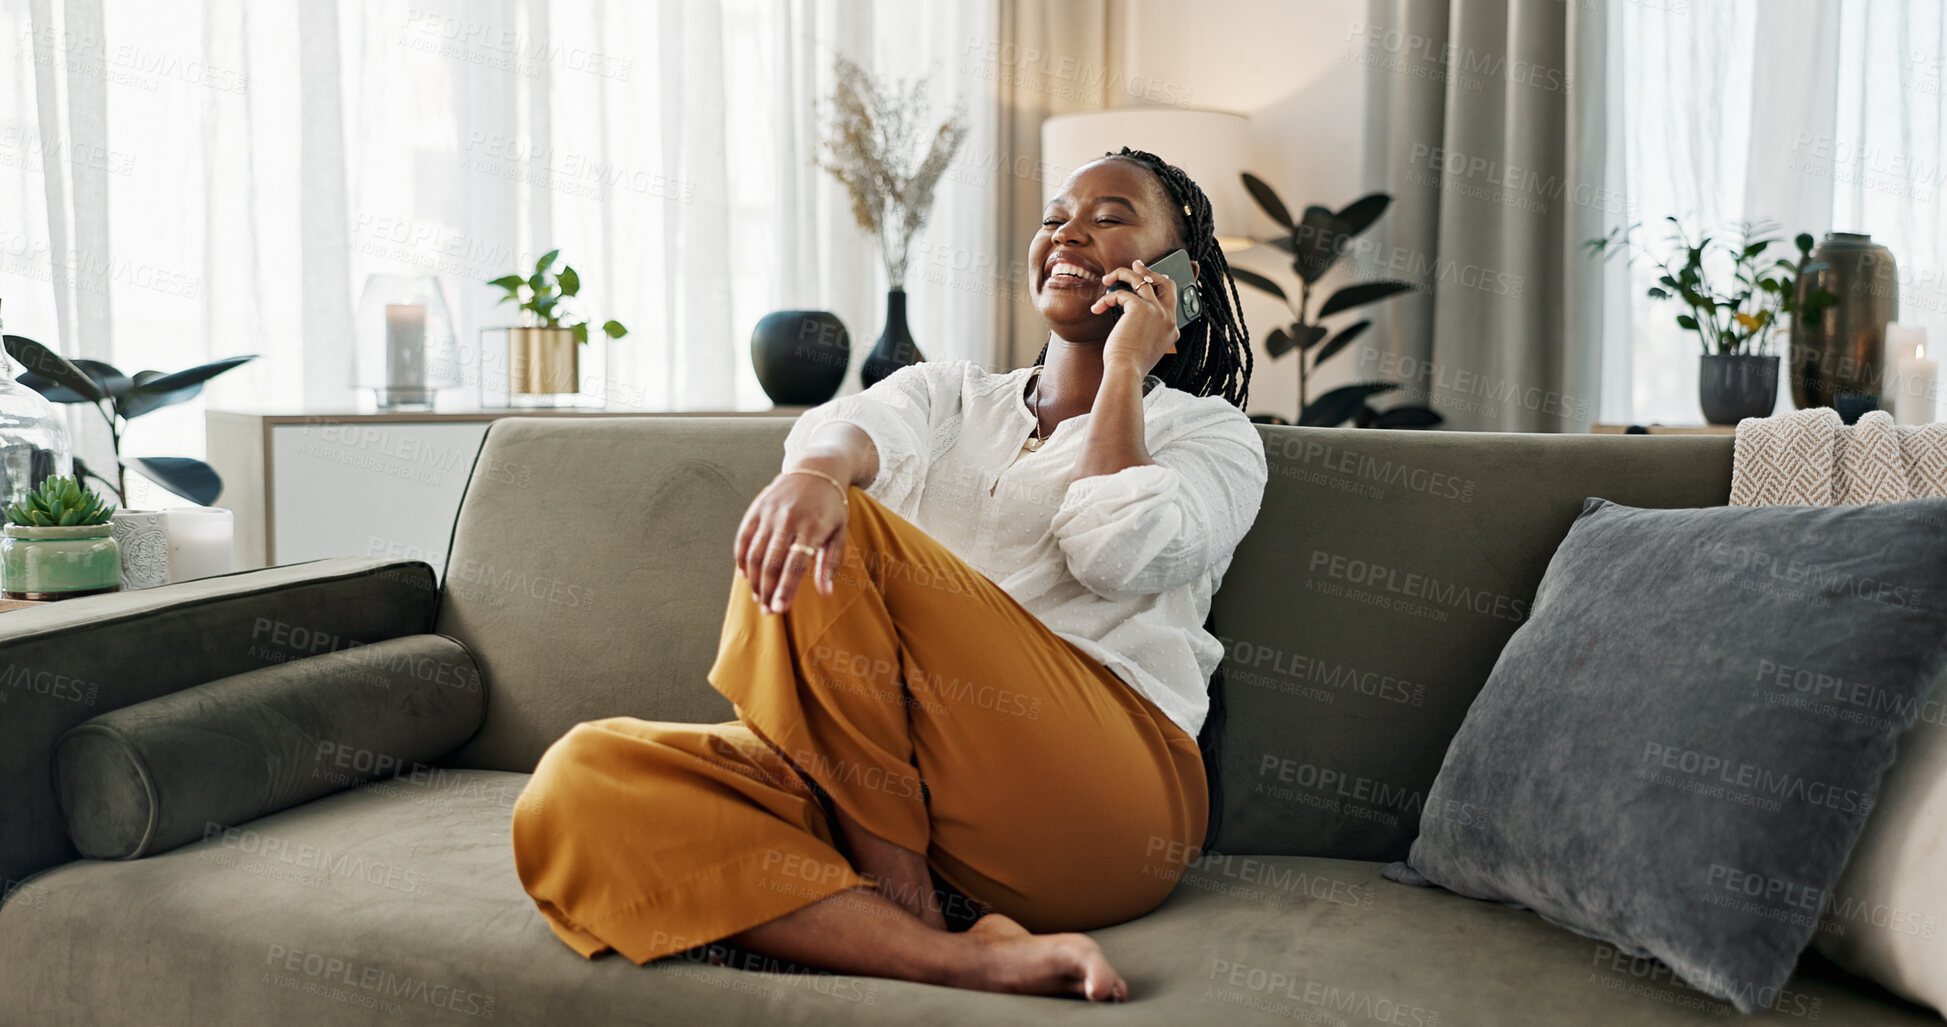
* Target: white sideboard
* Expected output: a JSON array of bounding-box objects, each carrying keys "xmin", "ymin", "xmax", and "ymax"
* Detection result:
[{"xmin": 206, "ymin": 408, "xmax": 805, "ymax": 577}]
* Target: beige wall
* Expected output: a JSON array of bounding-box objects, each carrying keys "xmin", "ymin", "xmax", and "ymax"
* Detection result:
[{"xmin": 1122, "ymin": 0, "xmax": 1373, "ymax": 421}]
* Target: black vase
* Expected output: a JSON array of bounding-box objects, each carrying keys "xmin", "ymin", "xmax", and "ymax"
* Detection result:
[
  {"xmin": 861, "ymin": 289, "xmax": 923, "ymax": 389},
  {"xmin": 750, "ymin": 310, "xmax": 849, "ymax": 405},
  {"xmin": 1699, "ymin": 354, "xmax": 1780, "ymax": 425}
]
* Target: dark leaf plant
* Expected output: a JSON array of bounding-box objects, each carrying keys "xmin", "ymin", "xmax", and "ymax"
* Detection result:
[
  {"xmin": 2, "ymin": 335, "xmax": 255, "ymax": 507},
  {"xmin": 1230, "ymin": 175, "xmax": 1440, "ymax": 428},
  {"xmin": 488, "ymin": 249, "xmax": 628, "ymax": 345}
]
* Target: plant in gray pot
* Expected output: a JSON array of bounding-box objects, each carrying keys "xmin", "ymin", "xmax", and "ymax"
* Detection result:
[{"xmin": 1589, "ymin": 218, "xmax": 1835, "ymax": 425}]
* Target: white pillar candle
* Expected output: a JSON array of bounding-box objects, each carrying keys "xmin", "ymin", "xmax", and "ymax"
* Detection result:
[
  {"xmin": 1897, "ymin": 341, "xmax": 1940, "ymax": 426},
  {"xmin": 385, "ymin": 304, "xmax": 428, "ymax": 391},
  {"xmin": 1884, "ymin": 323, "xmax": 1926, "ymax": 402},
  {"xmin": 164, "ymin": 506, "xmax": 234, "ymax": 583}
]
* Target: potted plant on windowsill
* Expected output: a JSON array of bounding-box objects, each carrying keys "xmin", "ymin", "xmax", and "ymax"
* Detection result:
[
  {"xmin": 1, "ymin": 475, "xmax": 119, "ymax": 600},
  {"xmin": 1588, "ymin": 218, "xmax": 1835, "ymax": 425},
  {"xmin": 486, "ymin": 249, "xmax": 627, "ymax": 407}
]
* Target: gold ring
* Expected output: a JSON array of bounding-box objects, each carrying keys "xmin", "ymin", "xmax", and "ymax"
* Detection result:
[{"xmin": 788, "ymin": 542, "xmax": 819, "ymax": 557}]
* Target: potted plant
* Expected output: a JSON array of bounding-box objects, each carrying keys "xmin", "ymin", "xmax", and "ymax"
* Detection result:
[
  {"xmin": 818, "ymin": 55, "xmax": 967, "ymax": 388},
  {"xmin": 1229, "ymin": 175, "xmax": 1439, "ymax": 428},
  {"xmin": 1588, "ymin": 218, "xmax": 1835, "ymax": 424},
  {"xmin": 4, "ymin": 335, "xmax": 254, "ymax": 588},
  {"xmin": 1, "ymin": 475, "xmax": 119, "ymax": 600},
  {"xmin": 486, "ymin": 250, "xmax": 628, "ymax": 405}
]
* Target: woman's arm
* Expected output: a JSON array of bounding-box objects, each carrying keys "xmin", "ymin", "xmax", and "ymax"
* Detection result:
[
  {"xmin": 786, "ymin": 421, "xmax": 879, "ymax": 490},
  {"xmin": 738, "ymin": 362, "xmax": 945, "ymax": 614},
  {"xmin": 1070, "ymin": 255, "xmax": 1184, "ymax": 481},
  {"xmin": 1050, "ymin": 410, "xmax": 1268, "ymax": 601},
  {"xmin": 1068, "ymin": 361, "xmax": 1153, "ymax": 482}
]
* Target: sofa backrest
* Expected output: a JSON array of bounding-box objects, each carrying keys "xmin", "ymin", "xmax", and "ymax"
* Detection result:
[
  {"xmin": 438, "ymin": 417, "xmax": 781, "ymax": 769},
  {"xmin": 436, "ymin": 417, "xmax": 1735, "ymax": 863},
  {"xmin": 1207, "ymin": 428, "xmax": 1732, "ymax": 860}
]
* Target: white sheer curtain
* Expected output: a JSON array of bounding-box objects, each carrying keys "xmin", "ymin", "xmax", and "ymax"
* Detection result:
[
  {"xmin": 1605, "ymin": 0, "xmax": 1944, "ymax": 425},
  {"xmin": 1, "ymin": 0, "xmax": 998, "ymax": 497}
]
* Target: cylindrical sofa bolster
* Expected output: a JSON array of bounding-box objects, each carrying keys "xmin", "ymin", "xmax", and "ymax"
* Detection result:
[{"xmin": 52, "ymin": 634, "xmax": 485, "ymax": 860}]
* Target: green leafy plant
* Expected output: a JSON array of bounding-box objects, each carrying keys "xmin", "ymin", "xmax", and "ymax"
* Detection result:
[
  {"xmin": 3, "ymin": 335, "xmax": 255, "ymax": 506},
  {"xmin": 1586, "ymin": 218, "xmax": 1835, "ymax": 356},
  {"xmin": 1230, "ymin": 175, "xmax": 1439, "ymax": 428},
  {"xmin": 6, "ymin": 474, "xmax": 112, "ymax": 527},
  {"xmin": 488, "ymin": 249, "xmax": 629, "ymax": 345}
]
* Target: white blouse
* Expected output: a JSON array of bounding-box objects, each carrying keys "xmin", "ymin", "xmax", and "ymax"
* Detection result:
[{"xmin": 779, "ymin": 359, "xmax": 1269, "ymax": 738}]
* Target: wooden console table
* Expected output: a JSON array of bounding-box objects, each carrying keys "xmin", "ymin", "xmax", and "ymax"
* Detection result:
[{"xmin": 206, "ymin": 407, "xmax": 807, "ymax": 575}]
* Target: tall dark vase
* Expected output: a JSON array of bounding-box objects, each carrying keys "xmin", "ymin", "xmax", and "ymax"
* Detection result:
[
  {"xmin": 1790, "ymin": 232, "xmax": 1899, "ymax": 409},
  {"xmin": 861, "ymin": 288, "xmax": 924, "ymax": 388}
]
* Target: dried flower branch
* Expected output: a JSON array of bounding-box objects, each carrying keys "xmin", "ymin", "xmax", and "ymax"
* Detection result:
[{"xmin": 818, "ymin": 56, "xmax": 968, "ymax": 289}]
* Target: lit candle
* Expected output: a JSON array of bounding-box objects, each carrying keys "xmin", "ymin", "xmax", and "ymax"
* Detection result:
[
  {"xmin": 1884, "ymin": 323, "xmax": 1926, "ymax": 402},
  {"xmin": 1897, "ymin": 340, "xmax": 1939, "ymax": 426},
  {"xmin": 385, "ymin": 304, "xmax": 427, "ymax": 393},
  {"xmin": 164, "ymin": 506, "xmax": 234, "ymax": 583}
]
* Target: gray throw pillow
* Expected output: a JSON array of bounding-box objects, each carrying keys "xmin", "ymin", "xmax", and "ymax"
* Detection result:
[{"xmin": 1386, "ymin": 497, "xmax": 1947, "ymax": 1014}]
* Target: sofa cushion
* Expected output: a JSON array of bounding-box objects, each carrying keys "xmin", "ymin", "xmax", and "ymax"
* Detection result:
[
  {"xmin": 0, "ymin": 773, "xmax": 1931, "ymax": 1026},
  {"xmin": 53, "ymin": 634, "xmax": 485, "ymax": 859},
  {"xmin": 1386, "ymin": 497, "xmax": 1947, "ymax": 1012},
  {"xmin": 1208, "ymin": 428, "xmax": 1735, "ymax": 859}
]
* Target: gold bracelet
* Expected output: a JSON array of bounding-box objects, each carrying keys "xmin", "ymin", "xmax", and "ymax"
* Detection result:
[{"xmin": 773, "ymin": 467, "xmax": 851, "ymax": 504}]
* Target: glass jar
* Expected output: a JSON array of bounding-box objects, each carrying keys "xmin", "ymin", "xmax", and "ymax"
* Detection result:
[{"xmin": 0, "ymin": 352, "xmax": 73, "ymax": 510}]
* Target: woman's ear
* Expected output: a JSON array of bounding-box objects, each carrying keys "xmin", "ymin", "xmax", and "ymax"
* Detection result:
[{"xmin": 1190, "ymin": 259, "xmax": 1201, "ymax": 282}]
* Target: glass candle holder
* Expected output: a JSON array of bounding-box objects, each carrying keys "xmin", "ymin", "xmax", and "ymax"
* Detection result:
[{"xmin": 353, "ymin": 274, "xmax": 461, "ymax": 409}]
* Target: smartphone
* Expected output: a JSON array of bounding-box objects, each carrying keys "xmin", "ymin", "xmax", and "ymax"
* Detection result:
[{"xmin": 1105, "ymin": 248, "xmax": 1203, "ymax": 353}]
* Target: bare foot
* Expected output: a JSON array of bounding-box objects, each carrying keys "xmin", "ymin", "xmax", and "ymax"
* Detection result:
[{"xmin": 958, "ymin": 913, "xmax": 1128, "ymax": 1002}]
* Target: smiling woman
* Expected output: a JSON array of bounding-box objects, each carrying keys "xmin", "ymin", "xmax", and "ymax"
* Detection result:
[{"xmin": 510, "ymin": 147, "xmax": 1270, "ymax": 1001}]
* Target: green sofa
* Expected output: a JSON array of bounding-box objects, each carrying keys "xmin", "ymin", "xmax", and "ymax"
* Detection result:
[{"xmin": 0, "ymin": 417, "xmax": 1934, "ymax": 1025}]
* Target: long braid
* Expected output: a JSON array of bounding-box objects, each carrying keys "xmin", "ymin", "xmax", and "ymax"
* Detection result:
[
  {"xmin": 1032, "ymin": 147, "xmax": 1251, "ymax": 853},
  {"xmin": 1032, "ymin": 146, "xmax": 1254, "ymax": 412}
]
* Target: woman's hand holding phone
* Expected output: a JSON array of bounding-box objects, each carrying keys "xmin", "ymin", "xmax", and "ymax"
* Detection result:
[{"xmin": 1092, "ymin": 257, "xmax": 1182, "ymax": 375}]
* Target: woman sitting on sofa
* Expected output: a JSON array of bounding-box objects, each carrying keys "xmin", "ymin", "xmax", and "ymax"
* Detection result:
[{"xmin": 512, "ymin": 147, "xmax": 1269, "ymax": 1002}]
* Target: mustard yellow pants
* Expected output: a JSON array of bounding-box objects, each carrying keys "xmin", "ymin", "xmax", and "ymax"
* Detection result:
[{"xmin": 511, "ymin": 486, "xmax": 1208, "ymax": 964}]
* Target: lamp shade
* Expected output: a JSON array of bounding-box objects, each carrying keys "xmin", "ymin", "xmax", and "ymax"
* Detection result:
[{"xmin": 1040, "ymin": 109, "xmax": 1253, "ymax": 251}]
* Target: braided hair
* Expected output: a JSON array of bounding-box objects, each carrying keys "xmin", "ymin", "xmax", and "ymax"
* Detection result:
[
  {"xmin": 1033, "ymin": 146, "xmax": 1255, "ymax": 412},
  {"xmin": 1034, "ymin": 146, "xmax": 1251, "ymax": 854}
]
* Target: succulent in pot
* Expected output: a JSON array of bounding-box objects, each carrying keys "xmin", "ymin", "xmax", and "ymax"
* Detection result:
[{"xmin": 2, "ymin": 474, "xmax": 120, "ymax": 600}]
